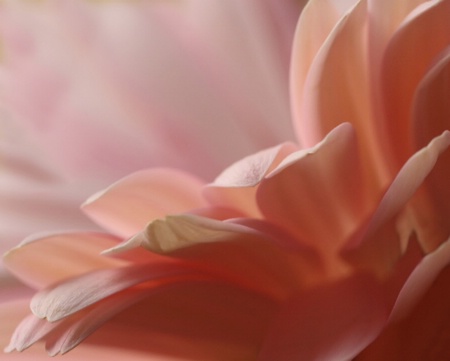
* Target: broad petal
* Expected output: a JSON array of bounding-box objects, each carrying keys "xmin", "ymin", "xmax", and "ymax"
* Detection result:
[
  {"xmin": 380, "ymin": 0, "xmax": 450, "ymax": 168},
  {"xmin": 295, "ymin": 0, "xmax": 390, "ymax": 188},
  {"xmin": 3, "ymin": 232, "xmax": 125, "ymax": 289},
  {"xmin": 257, "ymin": 123, "xmax": 374, "ymax": 256},
  {"xmin": 203, "ymin": 142, "xmax": 297, "ymax": 217},
  {"xmin": 352, "ymin": 130, "xmax": 450, "ymax": 250},
  {"xmin": 107, "ymin": 214, "xmax": 322, "ymax": 299},
  {"xmin": 82, "ymin": 168, "xmax": 207, "ymax": 238},
  {"xmin": 259, "ymin": 272, "xmax": 387, "ymax": 361}
]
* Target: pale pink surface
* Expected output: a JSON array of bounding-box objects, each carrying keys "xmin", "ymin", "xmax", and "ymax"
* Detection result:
[
  {"xmin": 0, "ymin": 0, "xmax": 304, "ymax": 259},
  {"xmin": 3, "ymin": 0, "xmax": 450, "ymax": 360}
]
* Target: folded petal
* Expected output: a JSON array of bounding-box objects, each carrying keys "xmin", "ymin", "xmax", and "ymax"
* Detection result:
[
  {"xmin": 3, "ymin": 232, "xmax": 125, "ymax": 289},
  {"xmin": 204, "ymin": 142, "xmax": 297, "ymax": 217},
  {"xmin": 107, "ymin": 214, "xmax": 322, "ymax": 299},
  {"xmin": 82, "ymin": 168, "xmax": 207, "ymax": 238},
  {"xmin": 257, "ymin": 123, "xmax": 374, "ymax": 256}
]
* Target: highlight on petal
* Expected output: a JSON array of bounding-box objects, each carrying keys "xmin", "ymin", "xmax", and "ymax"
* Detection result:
[
  {"xmin": 106, "ymin": 214, "xmax": 323, "ymax": 300},
  {"xmin": 204, "ymin": 142, "xmax": 297, "ymax": 217},
  {"xmin": 389, "ymin": 236, "xmax": 450, "ymax": 322},
  {"xmin": 259, "ymin": 272, "xmax": 387, "ymax": 361},
  {"xmin": 291, "ymin": 0, "xmax": 355, "ymax": 140},
  {"xmin": 257, "ymin": 123, "xmax": 373, "ymax": 255},
  {"xmin": 82, "ymin": 168, "xmax": 207, "ymax": 238},
  {"xmin": 3, "ymin": 232, "xmax": 125, "ymax": 289},
  {"xmin": 357, "ymin": 130, "xmax": 450, "ymax": 250},
  {"xmin": 380, "ymin": 0, "xmax": 450, "ymax": 168},
  {"xmin": 30, "ymin": 262, "xmax": 198, "ymax": 322}
]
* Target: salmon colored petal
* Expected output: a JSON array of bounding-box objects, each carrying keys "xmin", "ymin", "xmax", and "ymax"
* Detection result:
[
  {"xmin": 352, "ymin": 130, "xmax": 450, "ymax": 249},
  {"xmin": 411, "ymin": 50, "xmax": 450, "ymax": 251},
  {"xmin": 107, "ymin": 214, "xmax": 322, "ymax": 299},
  {"xmin": 367, "ymin": 0, "xmax": 425, "ymax": 88},
  {"xmin": 259, "ymin": 272, "xmax": 387, "ymax": 361},
  {"xmin": 82, "ymin": 168, "xmax": 207, "ymax": 238},
  {"xmin": 290, "ymin": 0, "xmax": 352, "ymax": 141},
  {"xmin": 31, "ymin": 262, "xmax": 202, "ymax": 322},
  {"xmin": 295, "ymin": 0, "xmax": 390, "ymax": 188},
  {"xmin": 343, "ymin": 131, "xmax": 450, "ymax": 281},
  {"xmin": 88, "ymin": 281, "xmax": 278, "ymax": 360},
  {"xmin": 203, "ymin": 142, "xmax": 297, "ymax": 217},
  {"xmin": 380, "ymin": 0, "xmax": 450, "ymax": 168},
  {"xmin": 3, "ymin": 232, "xmax": 125, "ymax": 289},
  {"xmin": 257, "ymin": 123, "xmax": 373, "ymax": 255},
  {"xmin": 355, "ymin": 253, "xmax": 450, "ymax": 360},
  {"xmin": 389, "ymin": 237, "xmax": 450, "ymax": 322},
  {"xmin": 0, "ymin": 299, "xmax": 178, "ymax": 360}
]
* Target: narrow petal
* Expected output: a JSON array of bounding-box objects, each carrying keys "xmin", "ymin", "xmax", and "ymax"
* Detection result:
[
  {"xmin": 82, "ymin": 168, "xmax": 207, "ymax": 238},
  {"xmin": 203, "ymin": 142, "xmax": 297, "ymax": 217},
  {"xmin": 294, "ymin": 0, "xmax": 391, "ymax": 188},
  {"xmin": 355, "ymin": 248, "xmax": 450, "ymax": 360},
  {"xmin": 3, "ymin": 232, "xmax": 125, "ymax": 289},
  {"xmin": 411, "ymin": 50, "xmax": 450, "ymax": 251},
  {"xmin": 290, "ymin": 0, "xmax": 353, "ymax": 141},
  {"xmin": 259, "ymin": 272, "xmax": 387, "ymax": 361},
  {"xmin": 31, "ymin": 262, "xmax": 199, "ymax": 322}
]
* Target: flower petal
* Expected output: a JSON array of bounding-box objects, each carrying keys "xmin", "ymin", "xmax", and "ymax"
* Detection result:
[
  {"xmin": 290, "ymin": 0, "xmax": 354, "ymax": 141},
  {"xmin": 257, "ymin": 123, "xmax": 374, "ymax": 255},
  {"xmin": 107, "ymin": 214, "xmax": 322, "ymax": 299},
  {"xmin": 82, "ymin": 168, "xmax": 207, "ymax": 238},
  {"xmin": 259, "ymin": 272, "xmax": 387, "ymax": 361},
  {"xmin": 3, "ymin": 232, "xmax": 125, "ymax": 289},
  {"xmin": 203, "ymin": 142, "xmax": 297, "ymax": 217},
  {"xmin": 30, "ymin": 262, "xmax": 199, "ymax": 322},
  {"xmin": 380, "ymin": 0, "xmax": 450, "ymax": 168}
]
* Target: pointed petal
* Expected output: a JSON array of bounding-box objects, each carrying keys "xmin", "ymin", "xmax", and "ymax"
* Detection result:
[
  {"xmin": 380, "ymin": 0, "xmax": 450, "ymax": 168},
  {"xmin": 31, "ymin": 262, "xmax": 199, "ymax": 322},
  {"xmin": 259, "ymin": 272, "xmax": 387, "ymax": 361},
  {"xmin": 203, "ymin": 142, "xmax": 297, "ymax": 217},
  {"xmin": 353, "ymin": 130, "xmax": 450, "ymax": 248},
  {"xmin": 257, "ymin": 123, "xmax": 374, "ymax": 254},
  {"xmin": 107, "ymin": 214, "xmax": 322, "ymax": 299},
  {"xmin": 291, "ymin": 0, "xmax": 352, "ymax": 142},
  {"xmin": 82, "ymin": 168, "xmax": 207, "ymax": 238},
  {"xmin": 411, "ymin": 50, "xmax": 450, "ymax": 251},
  {"xmin": 3, "ymin": 232, "xmax": 125, "ymax": 289}
]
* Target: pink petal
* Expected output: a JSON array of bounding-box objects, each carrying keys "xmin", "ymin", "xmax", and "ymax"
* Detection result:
[
  {"xmin": 389, "ymin": 236, "xmax": 450, "ymax": 322},
  {"xmin": 203, "ymin": 142, "xmax": 297, "ymax": 217},
  {"xmin": 3, "ymin": 232, "xmax": 125, "ymax": 289},
  {"xmin": 107, "ymin": 214, "xmax": 322, "ymax": 299},
  {"xmin": 257, "ymin": 123, "xmax": 374, "ymax": 255},
  {"xmin": 31, "ymin": 262, "xmax": 199, "ymax": 322},
  {"xmin": 82, "ymin": 168, "xmax": 207, "ymax": 238},
  {"xmin": 379, "ymin": 0, "xmax": 450, "ymax": 168},
  {"xmin": 355, "ymin": 248, "xmax": 450, "ymax": 360},
  {"xmin": 352, "ymin": 130, "xmax": 450, "ymax": 250},
  {"xmin": 290, "ymin": 0, "xmax": 352, "ymax": 142},
  {"xmin": 259, "ymin": 272, "xmax": 387, "ymax": 361},
  {"xmin": 411, "ymin": 50, "xmax": 450, "ymax": 251}
]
